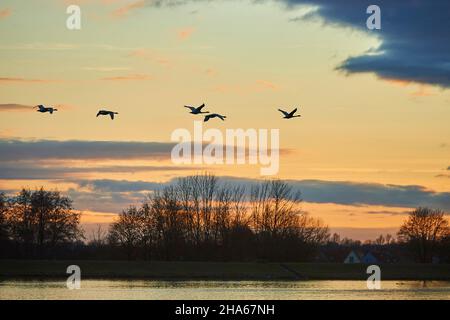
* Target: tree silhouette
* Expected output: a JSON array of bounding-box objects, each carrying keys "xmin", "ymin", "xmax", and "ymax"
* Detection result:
[
  {"xmin": 108, "ymin": 206, "xmax": 146, "ymax": 260},
  {"xmin": 0, "ymin": 192, "xmax": 8, "ymax": 242},
  {"xmin": 107, "ymin": 174, "xmax": 329, "ymax": 261},
  {"xmin": 6, "ymin": 188, "xmax": 83, "ymax": 256},
  {"xmin": 398, "ymin": 207, "xmax": 449, "ymax": 262}
]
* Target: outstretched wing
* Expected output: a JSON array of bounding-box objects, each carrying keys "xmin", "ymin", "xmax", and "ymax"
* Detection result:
[
  {"xmin": 278, "ymin": 109, "xmax": 289, "ymax": 117},
  {"xmin": 197, "ymin": 103, "xmax": 206, "ymax": 111},
  {"xmin": 204, "ymin": 114, "xmax": 213, "ymax": 122},
  {"xmin": 109, "ymin": 112, "xmax": 115, "ymax": 120},
  {"xmin": 288, "ymin": 108, "xmax": 298, "ymax": 117}
]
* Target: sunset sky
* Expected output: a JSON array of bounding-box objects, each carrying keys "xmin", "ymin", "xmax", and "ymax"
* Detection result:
[{"xmin": 1, "ymin": 0, "xmax": 449, "ymax": 240}]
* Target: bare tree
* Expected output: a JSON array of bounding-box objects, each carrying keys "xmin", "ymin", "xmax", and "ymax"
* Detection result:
[
  {"xmin": 398, "ymin": 207, "xmax": 449, "ymax": 262},
  {"xmin": 140, "ymin": 202, "xmax": 158, "ymax": 260},
  {"xmin": 176, "ymin": 173, "xmax": 218, "ymax": 245},
  {"xmin": 0, "ymin": 192, "xmax": 8, "ymax": 241},
  {"xmin": 375, "ymin": 234, "xmax": 385, "ymax": 245},
  {"xmin": 108, "ymin": 206, "xmax": 144, "ymax": 260},
  {"xmin": 293, "ymin": 213, "xmax": 329, "ymax": 245},
  {"xmin": 211, "ymin": 186, "xmax": 232, "ymax": 245},
  {"xmin": 198, "ymin": 173, "xmax": 217, "ymax": 243},
  {"xmin": 250, "ymin": 180, "xmax": 302, "ymax": 238},
  {"xmin": 150, "ymin": 187, "xmax": 186, "ymax": 260},
  {"xmin": 248, "ymin": 180, "xmax": 329, "ymax": 260},
  {"xmin": 89, "ymin": 224, "xmax": 107, "ymax": 247},
  {"xmin": 330, "ymin": 233, "xmax": 341, "ymax": 244},
  {"xmin": 7, "ymin": 188, "xmax": 83, "ymax": 250},
  {"xmin": 230, "ymin": 185, "xmax": 248, "ymax": 228},
  {"xmin": 385, "ymin": 233, "xmax": 394, "ymax": 244},
  {"xmin": 106, "ymin": 174, "xmax": 329, "ymax": 261}
]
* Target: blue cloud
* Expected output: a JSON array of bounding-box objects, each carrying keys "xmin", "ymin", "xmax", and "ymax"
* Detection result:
[
  {"xmin": 0, "ymin": 139, "xmax": 174, "ymax": 160},
  {"xmin": 0, "ymin": 163, "xmax": 196, "ymax": 180},
  {"xmin": 288, "ymin": 179, "xmax": 450, "ymax": 210},
  {"xmin": 65, "ymin": 177, "xmax": 450, "ymax": 211},
  {"xmin": 282, "ymin": 0, "xmax": 450, "ymax": 87},
  {"xmin": 76, "ymin": 179, "xmax": 164, "ymax": 193}
]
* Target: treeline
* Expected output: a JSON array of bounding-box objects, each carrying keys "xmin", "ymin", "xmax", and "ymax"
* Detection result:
[
  {"xmin": 0, "ymin": 189, "xmax": 83, "ymax": 258},
  {"xmin": 0, "ymin": 174, "xmax": 329, "ymax": 261},
  {"xmin": 106, "ymin": 174, "xmax": 329, "ymax": 261},
  {"xmin": 321, "ymin": 208, "xmax": 450, "ymax": 263},
  {"xmin": 1, "ymin": 175, "xmax": 449, "ymax": 263}
]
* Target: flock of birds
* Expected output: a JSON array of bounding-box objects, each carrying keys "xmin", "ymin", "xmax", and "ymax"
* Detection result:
[{"xmin": 35, "ymin": 104, "xmax": 301, "ymax": 121}]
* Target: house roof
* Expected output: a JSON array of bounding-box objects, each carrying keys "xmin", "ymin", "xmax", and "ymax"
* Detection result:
[{"xmin": 346, "ymin": 249, "xmax": 364, "ymax": 260}]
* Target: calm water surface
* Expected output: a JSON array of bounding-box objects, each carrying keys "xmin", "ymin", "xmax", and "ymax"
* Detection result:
[{"xmin": 1, "ymin": 280, "xmax": 449, "ymax": 300}]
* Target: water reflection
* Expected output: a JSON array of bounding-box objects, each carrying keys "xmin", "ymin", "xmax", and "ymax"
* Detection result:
[{"xmin": 0, "ymin": 280, "xmax": 449, "ymax": 300}]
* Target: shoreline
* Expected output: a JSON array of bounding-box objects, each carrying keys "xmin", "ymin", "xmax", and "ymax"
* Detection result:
[{"xmin": 1, "ymin": 260, "xmax": 449, "ymax": 281}]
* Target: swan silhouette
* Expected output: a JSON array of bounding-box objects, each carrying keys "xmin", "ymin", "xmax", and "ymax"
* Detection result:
[
  {"xmin": 97, "ymin": 110, "xmax": 119, "ymax": 120},
  {"xmin": 35, "ymin": 105, "xmax": 58, "ymax": 114},
  {"xmin": 204, "ymin": 113, "xmax": 226, "ymax": 122},
  {"xmin": 278, "ymin": 108, "xmax": 301, "ymax": 119},
  {"xmin": 185, "ymin": 103, "xmax": 209, "ymax": 115}
]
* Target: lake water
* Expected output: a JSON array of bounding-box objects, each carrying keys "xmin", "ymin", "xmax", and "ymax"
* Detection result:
[{"xmin": 1, "ymin": 280, "xmax": 449, "ymax": 300}]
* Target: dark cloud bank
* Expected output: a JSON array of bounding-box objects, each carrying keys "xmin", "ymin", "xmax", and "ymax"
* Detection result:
[
  {"xmin": 282, "ymin": 0, "xmax": 450, "ymax": 88},
  {"xmin": 0, "ymin": 163, "xmax": 194, "ymax": 180},
  {"xmin": 68, "ymin": 177, "xmax": 450, "ymax": 212},
  {"xmin": 0, "ymin": 138, "xmax": 448, "ymax": 211},
  {"xmin": 0, "ymin": 139, "xmax": 174, "ymax": 161}
]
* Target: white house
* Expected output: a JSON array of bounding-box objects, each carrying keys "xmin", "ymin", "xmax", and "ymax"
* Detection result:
[
  {"xmin": 344, "ymin": 250, "xmax": 380, "ymax": 264},
  {"xmin": 344, "ymin": 250, "xmax": 362, "ymax": 264}
]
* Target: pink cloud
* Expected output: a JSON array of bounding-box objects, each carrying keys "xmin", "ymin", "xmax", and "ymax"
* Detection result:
[
  {"xmin": 0, "ymin": 104, "xmax": 33, "ymax": 112},
  {"xmin": 0, "ymin": 77, "xmax": 58, "ymax": 84},
  {"xmin": 177, "ymin": 27, "xmax": 195, "ymax": 41},
  {"xmin": 101, "ymin": 74, "xmax": 151, "ymax": 81},
  {"xmin": 130, "ymin": 49, "xmax": 172, "ymax": 67},
  {"xmin": 411, "ymin": 85, "xmax": 435, "ymax": 97},
  {"xmin": 256, "ymin": 80, "xmax": 278, "ymax": 90},
  {"xmin": 205, "ymin": 68, "xmax": 218, "ymax": 77},
  {"xmin": 384, "ymin": 79, "xmax": 436, "ymax": 97},
  {"xmin": 0, "ymin": 103, "xmax": 74, "ymax": 112},
  {"xmin": 112, "ymin": 0, "xmax": 145, "ymax": 18},
  {"xmin": 384, "ymin": 79, "xmax": 411, "ymax": 87},
  {"xmin": 0, "ymin": 8, "xmax": 11, "ymax": 19}
]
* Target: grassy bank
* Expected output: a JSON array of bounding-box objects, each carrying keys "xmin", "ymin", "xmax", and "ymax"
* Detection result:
[{"xmin": 0, "ymin": 260, "xmax": 449, "ymax": 281}]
